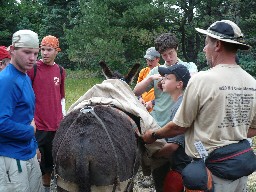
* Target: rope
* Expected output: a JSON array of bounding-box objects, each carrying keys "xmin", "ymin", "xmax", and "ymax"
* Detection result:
[
  {"xmin": 52, "ymin": 111, "xmax": 83, "ymax": 190},
  {"xmin": 81, "ymin": 106, "xmax": 121, "ymax": 191},
  {"xmin": 111, "ymin": 107, "xmax": 142, "ymax": 192}
]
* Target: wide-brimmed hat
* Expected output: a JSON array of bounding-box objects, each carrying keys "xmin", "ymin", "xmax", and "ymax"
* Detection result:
[
  {"xmin": 144, "ymin": 47, "xmax": 160, "ymax": 60},
  {"xmin": 195, "ymin": 20, "xmax": 250, "ymax": 50}
]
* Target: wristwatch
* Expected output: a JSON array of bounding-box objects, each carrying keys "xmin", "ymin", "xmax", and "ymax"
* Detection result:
[{"xmin": 151, "ymin": 131, "xmax": 161, "ymax": 140}]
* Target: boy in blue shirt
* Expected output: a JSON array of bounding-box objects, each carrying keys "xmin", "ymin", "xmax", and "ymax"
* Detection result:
[{"xmin": 0, "ymin": 30, "xmax": 43, "ymax": 192}]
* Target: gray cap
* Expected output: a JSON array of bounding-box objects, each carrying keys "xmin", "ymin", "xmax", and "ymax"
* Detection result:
[
  {"xmin": 12, "ymin": 30, "xmax": 39, "ymax": 49},
  {"xmin": 144, "ymin": 47, "xmax": 160, "ymax": 60}
]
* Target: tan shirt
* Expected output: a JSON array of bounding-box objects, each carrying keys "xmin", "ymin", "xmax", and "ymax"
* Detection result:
[{"xmin": 173, "ymin": 64, "xmax": 256, "ymax": 158}]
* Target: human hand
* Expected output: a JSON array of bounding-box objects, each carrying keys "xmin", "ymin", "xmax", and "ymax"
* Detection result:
[
  {"xmin": 31, "ymin": 119, "xmax": 36, "ymax": 133},
  {"xmin": 157, "ymin": 80, "xmax": 163, "ymax": 91},
  {"xmin": 145, "ymin": 101, "xmax": 153, "ymax": 110},
  {"xmin": 142, "ymin": 129, "xmax": 156, "ymax": 144},
  {"xmin": 139, "ymin": 97, "xmax": 145, "ymax": 105},
  {"xmin": 36, "ymin": 148, "xmax": 41, "ymax": 163},
  {"xmin": 150, "ymin": 74, "xmax": 162, "ymax": 81}
]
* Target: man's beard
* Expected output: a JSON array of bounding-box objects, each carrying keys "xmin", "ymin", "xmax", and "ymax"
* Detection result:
[{"xmin": 207, "ymin": 59, "xmax": 213, "ymax": 68}]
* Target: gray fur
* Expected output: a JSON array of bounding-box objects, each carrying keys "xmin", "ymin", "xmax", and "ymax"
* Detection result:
[{"xmin": 52, "ymin": 105, "xmax": 140, "ymax": 192}]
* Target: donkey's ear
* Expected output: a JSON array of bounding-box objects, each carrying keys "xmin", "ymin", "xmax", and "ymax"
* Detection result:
[
  {"xmin": 124, "ymin": 63, "xmax": 140, "ymax": 84},
  {"xmin": 99, "ymin": 61, "xmax": 113, "ymax": 79}
]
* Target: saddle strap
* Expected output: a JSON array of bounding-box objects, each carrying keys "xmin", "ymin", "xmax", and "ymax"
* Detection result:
[
  {"xmin": 81, "ymin": 106, "xmax": 121, "ymax": 191},
  {"xmin": 57, "ymin": 174, "xmax": 79, "ymax": 192}
]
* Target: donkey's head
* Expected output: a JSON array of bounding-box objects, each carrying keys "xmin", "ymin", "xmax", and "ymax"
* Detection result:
[{"xmin": 99, "ymin": 61, "xmax": 140, "ymax": 85}]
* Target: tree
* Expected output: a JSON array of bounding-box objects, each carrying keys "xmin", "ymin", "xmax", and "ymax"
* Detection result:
[
  {"xmin": 0, "ymin": 1, "xmax": 19, "ymax": 46},
  {"xmin": 27, "ymin": 0, "xmax": 80, "ymax": 69},
  {"xmin": 2, "ymin": 0, "xmax": 256, "ymax": 75},
  {"xmin": 65, "ymin": 0, "xmax": 170, "ymax": 72},
  {"xmin": 176, "ymin": 0, "xmax": 256, "ymax": 72}
]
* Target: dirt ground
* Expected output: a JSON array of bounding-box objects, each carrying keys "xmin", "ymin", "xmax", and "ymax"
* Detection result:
[
  {"xmin": 45, "ymin": 170, "xmax": 255, "ymax": 192},
  {"xmin": 133, "ymin": 142, "xmax": 256, "ymax": 192},
  {"xmin": 133, "ymin": 167, "xmax": 256, "ymax": 192},
  {"xmin": 133, "ymin": 168, "xmax": 155, "ymax": 192},
  {"xmin": 247, "ymin": 172, "xmax": 256, "ymax": 191}
]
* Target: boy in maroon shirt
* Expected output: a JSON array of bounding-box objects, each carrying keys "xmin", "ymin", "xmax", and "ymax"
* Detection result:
[{"xmin": 27, "ymin": 35, "xmax": 66, "ymax": 187}]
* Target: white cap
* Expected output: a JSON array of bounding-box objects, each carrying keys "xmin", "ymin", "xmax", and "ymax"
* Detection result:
[
  {"xmin": 144, "ymin": 47, "xmax": 160, "ymax": 60},
  {"xmin": 12, "ymin": 30, "xmax": 39, "ymax": 49}
]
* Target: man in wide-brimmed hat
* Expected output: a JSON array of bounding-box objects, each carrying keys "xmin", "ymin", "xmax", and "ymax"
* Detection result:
[{"xmin": 142, "ymin": 20, "xmax": 256, "ymax": 192}]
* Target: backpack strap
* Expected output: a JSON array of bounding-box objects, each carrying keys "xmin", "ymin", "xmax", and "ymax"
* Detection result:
[
  {"xmin": 58, "ymin": 65, "xmax": 63, "ymax": 76},
  {"xmin": 32, "ymin": 64, "xmax": 37, "ymax": 85},
  {"xmin": 32, "ymin": 63, "xmax": 63, "ymax": 85},
  {"xmin": 58, "ymin": 65, "xmax": 64, "ymax": 85}
]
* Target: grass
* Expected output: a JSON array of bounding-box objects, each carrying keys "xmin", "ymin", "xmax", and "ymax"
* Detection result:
[{"xmin": 65, "ymin": 69, "xmax": 103, "ymax": 110}]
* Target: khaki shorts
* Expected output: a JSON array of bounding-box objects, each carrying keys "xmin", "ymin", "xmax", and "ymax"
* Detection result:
[
  {"xmin": 212, "ymin": 174, "xmax": 248, "ymax": 192},
  {"xmin": 0, "ymin": 155, "xmax": 43, "ymax": 192}
]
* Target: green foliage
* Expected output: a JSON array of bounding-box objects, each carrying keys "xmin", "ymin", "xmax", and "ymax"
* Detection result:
[
  {"xmin": 25, "ymin": 0, "xmax": 80, "ymax": 69},
  {"xmin": 1, "ymin": 0, "xmax": 256, "ymax": 75},
  {"xmin": 0, "ymin": 0, "xmax": 19, "ymax": 46},
  {"xmin": 195, "ymin": 49, "xmax": 256, "ymax": 76},
  {"xmin": 238, "ymin": 50, "xmax": 256, "ymax": 77},
  {"xmin": 65, "ymin": 0, "xmax": 171, "ymax": 73},
  {"xmin": 16, "ymin": 0, "xmax": 42, "ymax": 32},
  {"xmin": 65, "ymin": 0, "xmax": 126, "ymax": 71},
  {"xmin": 196, "ymin": 52, "xmax": 208, "ymax": 71}
]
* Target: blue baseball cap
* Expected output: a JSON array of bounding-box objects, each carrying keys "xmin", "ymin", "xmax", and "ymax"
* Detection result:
[
  {"xmin": 158, "ymin": 64, "xmax": 191, "ymax": 88},
  {"xmin": 182, "ymin": 159, "xmax": 214, "ymax": 192}
]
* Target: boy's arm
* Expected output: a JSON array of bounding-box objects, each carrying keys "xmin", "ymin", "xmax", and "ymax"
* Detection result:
[
  {"xmin": 153, "ymin": 143, "xmax": 179, "ymax": 158},
  {"xmin": 247, "ymin": 128, "xmax": 256, "ymax": 138},
  {"xmin": 134, "ymin": 74, "xmax": 162, "ymax": 96},
  {"xmin": 133, "ymin": 76, "xmax": 153, "ymax": 96},
  {"xmin": 60, "ymin": 67, "xmax": 66, "ymax": 116},
  {"xmin": 248, "ymin": 114, "xmax": 256, "ymax": 137},
  {"xmin": 142, "ymin": 121, "xmax": 186, "ymax": 144}
]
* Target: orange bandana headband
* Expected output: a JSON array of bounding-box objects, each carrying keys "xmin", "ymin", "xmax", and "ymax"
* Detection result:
[{"xmin": 41, "ymin": 35, "xmax": 61, "ymax": 51}]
